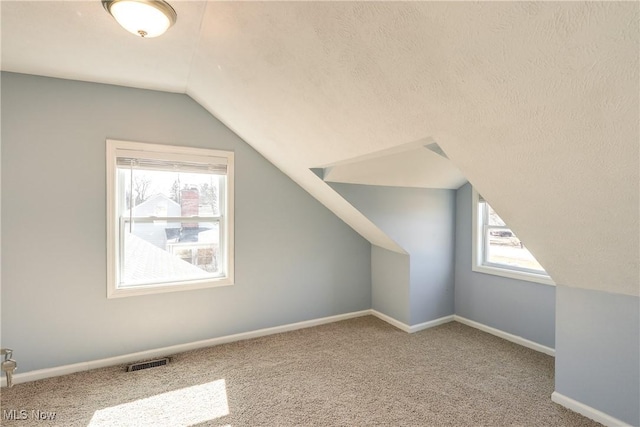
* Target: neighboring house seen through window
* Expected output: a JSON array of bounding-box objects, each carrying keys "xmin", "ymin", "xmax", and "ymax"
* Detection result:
[
  {"xmin": 107, "ymin": 140, "xmax": 234, "ymax": 297},
  {"xmin": 472, "ymin": 189, "xmax": 553, "ymax": 286}
]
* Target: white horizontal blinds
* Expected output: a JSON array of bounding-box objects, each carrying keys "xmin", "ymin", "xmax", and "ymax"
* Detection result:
[{"xmin": 115, "ymin": 149, "xmax": 228, "ymax": 174}]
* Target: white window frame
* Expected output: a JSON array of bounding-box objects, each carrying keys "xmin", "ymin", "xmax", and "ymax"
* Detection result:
[
  {"xmin": 106, "ymin": 139, "xmax": 235, "ymax": 298},
  {"xmin": 471, "ymin": 188, "xmax": 554, "ymax": 286}
]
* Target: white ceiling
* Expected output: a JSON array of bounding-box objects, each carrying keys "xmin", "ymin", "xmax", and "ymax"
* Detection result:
[
  {"xmin": 2, "ymin": 1, "xmax": 638, "ymax": 296},
  {"xmin": 321, "ymin": 139, "xmax": 467, "ymax": 190},
  {"xmin": 0, "ymin": 1, "xmax": 205, "ymax": 92}
]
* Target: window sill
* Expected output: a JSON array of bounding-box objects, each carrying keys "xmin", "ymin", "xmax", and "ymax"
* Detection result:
[
  {"xmin": 472, "ymin": 264, "xmax": 555, "ymax": 286},
  {"xmin": 107, "ymin": 277, "xmax": 234, "ymax": 298}
]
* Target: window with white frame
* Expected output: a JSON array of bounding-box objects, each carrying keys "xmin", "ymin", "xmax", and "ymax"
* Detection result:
[
  {"xmin": 106, "ymin": 140, "xmax": 234, "ymax": 297},
  {"xmin": 472, "ymin": 189, "xmax": 553, "ymax": 285}
]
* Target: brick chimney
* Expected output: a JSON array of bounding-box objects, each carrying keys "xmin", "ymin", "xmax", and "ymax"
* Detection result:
[{"xmin": 181, "ymin": 188, "xmax": 199, "ymax": 229}]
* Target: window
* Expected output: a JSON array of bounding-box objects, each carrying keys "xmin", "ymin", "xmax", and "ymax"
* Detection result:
[
  {"xmin": 472, "ymin": 189, "xmax": 553, "ymax": 286},
  {"xmin": 107, "ymin": 140, "xmax": 234, "ymax": 297}
]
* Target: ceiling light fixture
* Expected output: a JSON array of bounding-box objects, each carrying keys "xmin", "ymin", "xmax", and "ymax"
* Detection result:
[{"xmin": 102, "ymin": 0, "xmax": 177, "ymax": 38}]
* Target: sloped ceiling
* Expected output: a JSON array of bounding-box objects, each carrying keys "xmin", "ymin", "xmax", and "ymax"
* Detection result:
[
  {"xmin": 320, "ymin": 139, "xmax": 467, "ymax": 190},
  {"xmin": 2, "ymin": 1, "xmax": 638, "ymax": 296}
]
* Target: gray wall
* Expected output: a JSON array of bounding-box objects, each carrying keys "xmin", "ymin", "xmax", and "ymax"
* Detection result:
[
  {"xmin": 371, "ymin": 245, "xmax": 410, "ymax": 324},
  {"xmin": 1, "ymin": 72, "xmax": 371, "ymax": 372},
  {"xmin": 555, "ymin": 285, "xmax": 640, "ymax": 426},
  {"xmin": 330, "ymin": 183, "xmax": 456, "ymax": 325},
  {"xmin": 454, "ymin": 183, "xmax": 556, "ymax": 348}
]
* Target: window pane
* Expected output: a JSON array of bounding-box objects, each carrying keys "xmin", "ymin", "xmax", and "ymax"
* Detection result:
[
  {"xmin": 120, "ymin": 168, "xmax": 221, "ymax": 217},
  {"xmin": 486, "ymin": 203, "xmax": 506, "ymax": 226},
  {"xmin": 121, "ymin": 219, "xmax": 221, "ymax": 286},
  {"xmin": 485, "ymin": 228, "xmax": 545, "ymax": 272},
  {"xmin": 118, "ymin": 167, "xmax": 224, "ymax": 286}
]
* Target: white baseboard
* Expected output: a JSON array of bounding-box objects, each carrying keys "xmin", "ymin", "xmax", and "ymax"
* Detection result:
[
  {"xmin": 453, "ymin": 315, "xmax": 555, "ymax": 356},
  {"xmin": 408, "ymin": 315, "xmax": 455, "ymax": 333},
  {"xmin": 370, "ymin": 310, "xmax": 412, "ymax": 332},
  {"xmin": 369, "ymin": 310, "xmax": 454, "ymax": 333},
  {"xmin": 1, "ymin": 309, "xmax": 371, "ymax": 387},
  {"xmin": 551, "ymin": 391, "xmax": 631, "ymax": 427}
]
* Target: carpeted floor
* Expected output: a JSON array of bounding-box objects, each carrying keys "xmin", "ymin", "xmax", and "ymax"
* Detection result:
[{"xmin": 0, "ymin": 316, "xmax": 600, "ymax": 426}]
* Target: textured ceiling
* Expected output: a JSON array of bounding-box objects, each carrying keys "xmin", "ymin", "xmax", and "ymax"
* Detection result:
[{"xmin": 2, "ymin": 1, "xmax": 638, "ymax": 296}]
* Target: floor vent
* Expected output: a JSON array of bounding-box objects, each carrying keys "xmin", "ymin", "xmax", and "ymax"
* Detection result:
[{"xmin": 126, "ymin": 357, "xmax": 170, "ymax": 372}]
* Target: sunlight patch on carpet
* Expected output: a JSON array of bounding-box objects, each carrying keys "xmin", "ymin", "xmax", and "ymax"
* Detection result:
[{"xmin": 88, "ymin": 379, "xmax": 229, "ymax": 427}]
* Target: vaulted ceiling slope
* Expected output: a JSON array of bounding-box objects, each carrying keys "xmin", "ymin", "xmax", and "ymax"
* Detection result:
[{"xmin": 2, "ymin": 2, "xmax": 638, "ymax": 296}]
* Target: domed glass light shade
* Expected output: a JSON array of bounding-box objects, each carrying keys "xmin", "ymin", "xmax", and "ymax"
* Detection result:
[{"xmin": 102, "ymin": 0, "xmax": 177, "ymax": 38}]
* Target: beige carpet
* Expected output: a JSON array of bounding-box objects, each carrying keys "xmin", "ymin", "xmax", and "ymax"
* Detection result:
[{"xmin": 0, "ymin": 316, "xmax": 600, "ymax": 426}]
